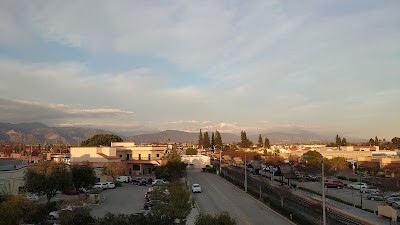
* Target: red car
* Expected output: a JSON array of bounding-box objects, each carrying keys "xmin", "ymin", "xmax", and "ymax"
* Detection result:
[
  {"xmin": 324, "ymin": 180, "xmax": 345, "ymax": 188},
  {"xmin": 62, "ymin": 189, "xmax": 80, "ymax": 195}
]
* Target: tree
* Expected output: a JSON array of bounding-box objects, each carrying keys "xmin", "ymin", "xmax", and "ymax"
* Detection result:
[
  {"xmin": 71, "ymin": 164, "xmax": 97, "ymax": 190},
  {"xmin": 167, "ymin": 149, "xmax": 181, "ymax": 162},
  {"xmin": 258, "ymin": 134, "xmax": 263, "ymax": 148},
  {"xmin": 374, "ymin": 136, "xmax": 379, "ymax": 146},
  {"xmin": 392, "ymin": 137, "xmax": 400, "ymax": 149},
  {"xmin": 335, "ymin": 134, "xmax": 342, "ymax": 149},
  {"xmin": 239, "ymin": 131, "xmax": 252, "ymax": 148},
  {"xmin": 302, "ymin": 150, "xmax": 324, "ymax": 175},
  {"xmin": 211, "ymin": 132, "xmax": 215, "ymax": 150},
  {"xmin": 155, "ymin": 161, "xmax": 187, "ymax": 182},
  {"xmin": 264, "ymin": 137, "xmax": 270, "ymax": 149},
  {"xmin": 24, "ymin": 161, "xmax": 72, "ymax": 203},
  {"xmin": 185, "ymin": 148, "xmax": 198, "ymax": 155},
  {"xmin": 215, "ymin": 130, "xmax": 223, "ymax": 149},
  {"xmin": 341, "ymin": 138, "xmax": 347, "ymax": 146},
  {"xmin": 0, "ymin": 195, "xmax": 47, "ymax": 225},
  {"xmin": 59, "ymin": 207, "xmax": 95, "ymax": 225},
  {"xmin": 195, "ymin": 212, "xmax": 237, "ymax": 225},
  {"xmin": 325, "ymin": 157, "xmax": 348, "ymax": 176},
  {"xmin": 102, "ymin": 162, "xmax": 125, "ymax": 180},
  {"xmin": 203, "ymin": 132, "xmax": 211, "ymax": 149},
  {"xmin": 198, "ymin": 129, "xmax": 203, "ymax": 149},
  {"xmin": 368, "ymin": 138, "xmax": 375, "ymax": 146},
  {"xmin": 80, "ymin": 134, "xmax": 123, "ymax": 147}
]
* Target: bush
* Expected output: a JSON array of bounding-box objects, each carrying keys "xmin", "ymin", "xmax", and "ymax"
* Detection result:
[
  {"xmin": 349, "ymin": 178, "xmax": 358, "ymax": 182},
  {"xmin": 147, "ymin": 178, "xmax": 153, "ymax": 185},
  {"xmin": 115, "ymin": 181, "xmax": 123, "ymax": 187}
]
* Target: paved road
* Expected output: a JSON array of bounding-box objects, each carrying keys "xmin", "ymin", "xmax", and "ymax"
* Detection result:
[{"xmin": 187, "ymin": 170, "xmax": 294, "ymax": 225}]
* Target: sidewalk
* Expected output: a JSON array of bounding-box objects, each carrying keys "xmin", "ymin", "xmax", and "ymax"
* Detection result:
[{"xmin": 185, "ymin": 205, "xmax": 199, "ymax": 225}]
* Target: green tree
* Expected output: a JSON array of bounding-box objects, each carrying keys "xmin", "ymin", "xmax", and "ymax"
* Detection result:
[
  {"xmin": 71, "ymin": 164, "xmax": 97, "ymax": 190},
  {"xmin": 325, "ymin": 157, "xmax": 348, "ymax": 176},
  {"xmin": 198, "ymin": 129, "xmax": 203, "ymax": 149},
  {"xmin": 151, "ymin": 181, "xmax": 192, "ymax": 220},
  {"xmin": 341, "ymin": 138, "xmax": 347, "ymax": 146},
  {"xmin": 258, "ymin": 134, "xmax": 263, "ymax": 147},
  {"xmin": 374, "ymin": 136, "xmax": 379, "ymax": 146},
  {"xmin": 264, "ymin": 137, "xmax": 270, "ymax": 148},
  {"xmin": 392, "ymin": 137, "xmax": 400, "ymax": 149},
  {"xmin": 155, "ymin": 161, "xmax": 187, "ymax": 182},
  {"xmin": 215, "ymin": 130, "xmax": 223, "ymax": 149},
  {"xmin": 195, "ymin": 212, "xmax": 237, "ymax": 225},
  {"xmin": 185, "ymin": 148, "xmax": 198, "ymax": 155},
  {"xmin": 203, "ymin": 132, "xmax": 211, "ymax": 149},
  {"xmin": 368, "ymin": 138, "xmax": 375, "ymax": 146},
  {"xmin": 102, "ymin": 162, "xmax": 125, "ymax": 180},
  {"xmin": 80, "ymin": 134, "xmax": 123, "ymax": 147},
  {"xmin": 24, "ymin": 161, "xmax": 72, "ymax": 203},
  {"xmin": 335, "ymin": 134, "xmax": 342, "ymax": 148},
  {"xmin": 239, "ymin": 131, "xmax": 251, "ymax": 148},
  {"xmin": 0, "ymin": 195, "xmax": 48, "ymax": 225},
  {"xmin": 211, "ymin": 132, "xmax": 215, "ymax": 149},
  {"xmin": 59, "ymin": 207, "xmax": 95, "ymax": 225}
]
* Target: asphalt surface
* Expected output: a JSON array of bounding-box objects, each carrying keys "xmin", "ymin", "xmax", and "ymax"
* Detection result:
[{"xmin": 187, "ymin": 170, "xmax": 295, "ymax": 225}]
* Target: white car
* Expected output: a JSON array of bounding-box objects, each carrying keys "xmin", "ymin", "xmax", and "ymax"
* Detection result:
[
  {"xmin": 93, "ymin": 182, "xmax": 108, "ymax": 189},
  {"xmin": 25, "ymin": 193, "xmax": 39, "ymax": 201},
  {"xmin": 152, "ymin": 179, "xmax": 166, "ymax": 186},
  {"xmin": 348, "ymin": 182, "xmax": 368, "ymax": 190},
  {"xmin": 105, "ymin": 182, "xmax": 115, "ymax": 189},
  {"xmin": 192, "ymin": 183, "xmax": 202, "ymax": 193}
]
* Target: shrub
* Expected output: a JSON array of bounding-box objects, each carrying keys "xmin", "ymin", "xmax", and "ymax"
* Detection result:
[
  {"xmin": 114, "ymin": 181, "xmax": 123, "ymax": 187},
  {"xmin": 349, "ymin": 178, "xmax": 358, "ymax": 182},
  {"xmin": 147, "ymin": 178, "xmax": 153, "ymax": 185}
]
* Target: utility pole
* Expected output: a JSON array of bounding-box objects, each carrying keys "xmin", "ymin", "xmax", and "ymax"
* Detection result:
[
  {"xmin": 244, "ymin": 153, "xmax": 247, "ymax": 192},
  {"xmin": 322, "ymin": 162, "xmax": 326, "ymax": 225}
]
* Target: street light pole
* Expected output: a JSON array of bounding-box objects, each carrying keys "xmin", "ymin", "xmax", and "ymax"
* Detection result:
[
  {"xmin": 322, "ymin": 162, "xmax": 326, "ymax": 225},
  {"xmin": 244, "ymin": 153, "xmax": 247, "ymax": 192},
  {"xmin": 359, "ymin": 173, "xmax": 363, "ymax": 209},
  {"xmin": 219, "ymin": 147, "xmax": 222, "ymax": 173}
]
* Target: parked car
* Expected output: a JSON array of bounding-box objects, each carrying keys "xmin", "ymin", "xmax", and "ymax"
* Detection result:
[
  {"xmin": 105, "ymin": 182, "xmax": 116, "ymax": 189},
  {"xmin": 367, "ymin": 193, "xmax": 384, "ymax": 201},
  {"xmin": 384, "ymin": 197, "xmax": 400, "ymax": 206},
  {"xmin": 347, "ymin": 182, "xmax": 368, "ymax": 190},
  {"xmin": 152, "ymin": 179, "xmax": 166, "ymax": 187},
  {"xmin": 392, "ymin": 200, "xmax": 400, "ymax": 208},
  {"xmin": 360, "ymin": 187, "xmax": 379, "ymax": 193},
  {"xmin": 306, "ymin": 175, "xmax": 318, "ymax": 181},
  {"xmin": 387, "ymin": 192, "xmax": 400, "ymax": 198},
  {"xmin": 192, "ymin": 183, "xmax": 202, "ymax": 193},
  {"xmin": 137, "ymin": 178, "xmax": 147, "ymax": 186},
  {"xmin": 116, "ymin": 175, "xmax": 132, "ymax": 183},
  {"xmin": 62, "ymin": 189, "xmax": 80, "ymax": 195},
  {"xmin": 324, "ymin": 180, "xmax": 345, "ymax": 188},
  {"xmin": 93, "ymin": 182, "xmax": 108, "ymax": 189},
  {"xmin": 25, "ymin": 193, "xmax": 39, "ymax": 201}
]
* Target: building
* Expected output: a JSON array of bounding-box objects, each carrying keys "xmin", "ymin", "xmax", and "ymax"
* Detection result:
[
  {"xmin": 70, "ymin": 142, "xmax": 168, "ymax": 178},
  {"xmin": 181, "ymin": 155, "xmax": 211, "ymax": 169},
  {"xmin": 0, "ymin": 159, "xmax": 28, "ymax": 195}
]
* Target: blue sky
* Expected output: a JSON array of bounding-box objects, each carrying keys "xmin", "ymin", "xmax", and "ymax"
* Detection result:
[{"xmin": 0, "ymin": 0, "xmax": 399, "ymax": 139}]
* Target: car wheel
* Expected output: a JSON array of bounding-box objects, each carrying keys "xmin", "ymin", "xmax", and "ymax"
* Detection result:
[{"xmin": 371, "ymin": 197, "xmax": 375, "ymax": 201}]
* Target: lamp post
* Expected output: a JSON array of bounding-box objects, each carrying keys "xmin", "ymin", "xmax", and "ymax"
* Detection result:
[
  {"xmin": 322, "ymin": 162, "xmax": 326, "ymax": 225},
  {"xmin": 359, "ymin": 173, "xmax": 363, "ymax": 209},
  {"xmin": 244, "ymin": 153, "xmax": 247, "ymax": 192}
]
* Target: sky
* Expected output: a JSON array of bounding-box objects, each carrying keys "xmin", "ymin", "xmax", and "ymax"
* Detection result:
[{"xmin": 0, "ymin": 0, "xmax": 399, "ymax": 139}]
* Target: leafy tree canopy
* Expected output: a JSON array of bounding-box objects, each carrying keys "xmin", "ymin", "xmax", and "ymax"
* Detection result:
[
  {"xmin": 80, "ymin": 134, "xmax": 123, "ymax": 147},
  {"xmin": 195, "ymin": 212, "xmax": 237, "ymax": 225},
  {"xmin": 102, "ymin": 162, "xmax": 125, "ymax": 180},
  {"xmin": 71, "ymin": 164, "xmax": 97, "ymax": 189},
  {"xmin": 185, "ymin": 148, "xmax": 198, "ymax": 155},
  {"xmin": 0, "ymin": 195, "xmax": 48, "ymax": 225},
  {"xmin": 24, "ymin": 161, "xmax": 72, "ymax": 203},
  {"xmin": 155, "ymin": 161, "xmax": 187, "ymax": 182}
]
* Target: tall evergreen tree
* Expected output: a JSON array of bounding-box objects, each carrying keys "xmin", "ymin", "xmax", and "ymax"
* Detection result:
[
  {"xmin": 211, "ymin": 132, "xmax": 215, "ymax": 150},
  {"xmin": 239, "ymin": 131, "xmax": 251, "ymax": 148},
  {"xmin": 258, "ymin": 134, "xmax": 263, "ymax": 147},
  {"xmin": 369, "ymin": 138, "xmax": 374, "ymax": 146},
  {"xmin": 203, "ymin": 132, "xmax": 211, "ymax": 149},
  {"xmin": 335, "ymin": 134, "xmax": 342, "ymax": 149},
  {"xmin": 198, "ymin": 129, "xmax": 203, "ymax": 149},
  {"xmin": 374, "ymin": 136, "xmax": 379, "ymax": 146},
  {"xmin": 264, "ymin": 137, "xmax": 270, "ymax": 148},
  {"xmin": 342, "ymin": 138, "xmax": 347, "ymax": 146},
  {"xmin": 215, "ymin": 130, "xmax": 223, "ymax": 149}
]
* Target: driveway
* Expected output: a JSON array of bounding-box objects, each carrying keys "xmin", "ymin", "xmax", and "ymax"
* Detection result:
[{"xmin": 90, "ymin": 183, "xmax": 149, "ymax": 219}]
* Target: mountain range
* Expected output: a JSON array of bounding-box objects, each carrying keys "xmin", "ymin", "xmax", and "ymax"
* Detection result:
[{"xmin": 0, "ymin": 122, "xmax": 365, "ymax": 145}]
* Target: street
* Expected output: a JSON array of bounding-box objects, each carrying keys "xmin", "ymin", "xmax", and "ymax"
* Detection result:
[{"xmin": 187, "ymin": 170, "xmax": 295, "ymax": 225}]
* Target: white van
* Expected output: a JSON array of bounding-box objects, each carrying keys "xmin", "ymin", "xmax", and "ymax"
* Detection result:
[{"xmin": 116, "ymin": 175, "xmax": 132, "ymax": 183}]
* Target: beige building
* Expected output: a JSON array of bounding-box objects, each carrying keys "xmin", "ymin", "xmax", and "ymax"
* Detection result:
[
  {"xmin": 70, "ymin": 142, "xmax": 168, "ymax": 177},
  {"xmin": 0, "ymin": 159, "xmax": 28, "ymax": 195},
  {"xmin": 181, "ymin": 155, "xmax": 211, "ymax": 169}
]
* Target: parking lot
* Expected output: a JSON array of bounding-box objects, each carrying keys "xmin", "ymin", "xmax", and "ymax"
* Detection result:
[{"xmin": 90, "ymin": 183, "xmax": 149, "ymax": 219}]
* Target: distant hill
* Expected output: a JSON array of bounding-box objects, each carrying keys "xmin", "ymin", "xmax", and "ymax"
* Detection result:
[
  {"xmin": 0, "ymin": 122, "xmax": 117, "ymax": 145},
  {"xmin": 126, "ymin": 130, "xmax": 239, "ymax": 144},
  {"xmin": 249, "ymin": 130, "xmax": 330, "ymax": 144}
]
